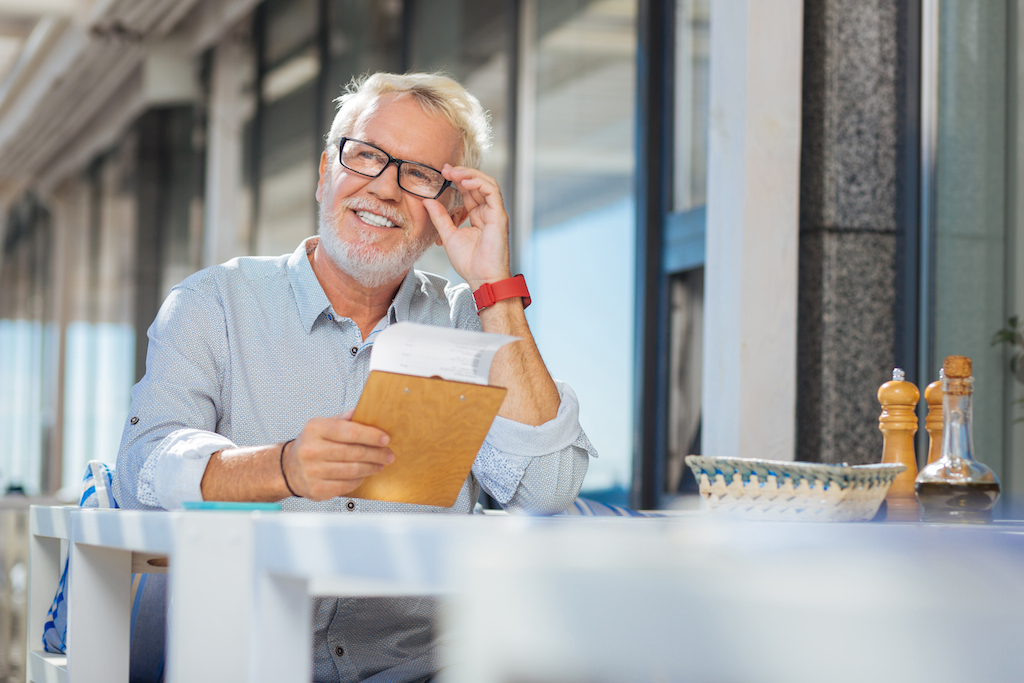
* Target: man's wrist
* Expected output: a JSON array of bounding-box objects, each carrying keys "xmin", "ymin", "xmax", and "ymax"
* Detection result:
[
  {"xmin": 473, "ymin": 274, "xmax": 530, "ymax": 313},
  {"xmin": 466, "ymin": 271, "xmax": 513, "ymax": 292}
]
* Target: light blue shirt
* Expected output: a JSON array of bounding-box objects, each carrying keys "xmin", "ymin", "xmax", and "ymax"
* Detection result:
[{"xmin": 113, "ymin": 236, "xmax": 595, "ymax": 682}]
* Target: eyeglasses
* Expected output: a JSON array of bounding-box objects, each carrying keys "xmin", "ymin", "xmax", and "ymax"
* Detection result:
[{"xmin": 338, "ymin": 137, "xmax": 452, "ymax": 200}]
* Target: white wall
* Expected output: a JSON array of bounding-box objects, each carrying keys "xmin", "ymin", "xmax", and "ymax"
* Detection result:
[{"xmin": 701, "ymin": 0, "xmax": 804, "ymax": 460}]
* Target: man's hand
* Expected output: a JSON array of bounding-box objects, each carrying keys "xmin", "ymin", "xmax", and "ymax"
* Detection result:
[
  {"xmin": 424, "ymin": 165, "xmax": 512, "ymax": 289},
  {"xmin": 282, "ymin": 411, "xmax": 395, "ymax": 501},
  {"xmin": 200, "ymin": 411, "xmax": 394, "ymax": 503}
]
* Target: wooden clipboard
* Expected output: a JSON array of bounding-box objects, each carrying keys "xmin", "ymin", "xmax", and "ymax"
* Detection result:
[{"xmin": 348, "ymin": 370, "xmax": 507, "ymax": 507}]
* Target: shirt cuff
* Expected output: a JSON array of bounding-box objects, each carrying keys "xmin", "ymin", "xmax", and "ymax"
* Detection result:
[
  {"xmin": 483, "ymin": 380, "xmax": 583, "ymax": 456},
  {"xmin": 138, "ymin": 429, "xmax": 237, "ymax": 509},
  {"xmin": 474, "ymin": 381, "xmax": 597, "ymax": 505}
]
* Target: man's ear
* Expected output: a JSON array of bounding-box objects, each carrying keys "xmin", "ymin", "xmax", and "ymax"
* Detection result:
[{"xmin": 315, "ymin": 151, "xmax": 329, "ymax": 202}]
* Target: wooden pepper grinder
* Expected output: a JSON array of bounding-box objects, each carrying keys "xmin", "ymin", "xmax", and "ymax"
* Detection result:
[
  {"xmin": 878, "ymin": 367, "xmax": 920, "ymax": 522},
  {"xmin": 924, "ymin": 369, "xmax": 944, "ymax": 466}
]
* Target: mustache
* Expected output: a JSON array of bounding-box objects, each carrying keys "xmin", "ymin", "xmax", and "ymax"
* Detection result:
[{"xmin": 336, "ymin": 196, "xmax": 408, "ymax": 228}]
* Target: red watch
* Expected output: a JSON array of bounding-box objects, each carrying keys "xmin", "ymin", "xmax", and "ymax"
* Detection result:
[{"xmin": 473, "ymin": 274, "xmax": 532, "ymax": 313}]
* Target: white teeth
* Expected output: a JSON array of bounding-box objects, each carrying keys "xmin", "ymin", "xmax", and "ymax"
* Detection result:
[{"xmin": 356, "ymin": 210, "xmax": 395, "ymax": 228}]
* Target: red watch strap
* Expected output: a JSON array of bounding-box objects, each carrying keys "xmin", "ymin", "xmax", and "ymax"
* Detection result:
[{"xmin": 473, "ymin": 274, "xmax": 531, "ymax": 312}]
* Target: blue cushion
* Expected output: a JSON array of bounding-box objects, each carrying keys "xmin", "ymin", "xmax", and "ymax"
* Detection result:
[{"xmin": 559, "ymin": 497, "xmax": 661, "ymax": 517}]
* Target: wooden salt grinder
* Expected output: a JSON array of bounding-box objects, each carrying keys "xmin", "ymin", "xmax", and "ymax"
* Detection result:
[
  {"xmin": 878, "ymin": 368, "xmax": 920, "ymax": 521},
  {"xmin": 924, "ymin": 371, "xmax": 943, "ymax": 466}
]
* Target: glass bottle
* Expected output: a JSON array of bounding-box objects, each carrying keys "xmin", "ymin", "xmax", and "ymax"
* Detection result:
[{"xmin": 915, "ymin": 355, "xmax": 1000, "ymax": 523}]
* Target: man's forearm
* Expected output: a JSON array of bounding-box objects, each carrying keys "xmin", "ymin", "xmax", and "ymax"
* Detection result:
[
  {"xmin": 201, "ymin": 445, "xmax": 291, "ymax": 502},
  {"xmin": 201, "ymin": 417, "xmax": 394, "ymax": 502},
  {"xmin": 479, "ymin": 298, "xmax": 560, "ymax": 426}
]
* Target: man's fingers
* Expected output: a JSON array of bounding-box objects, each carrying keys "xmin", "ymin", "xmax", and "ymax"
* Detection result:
[
  {"xmin": 307, "ymin": 458, "xmax": 389, "ymax": 481},
  {"xmin": 312, "ymin": 415, "xmax": 390, "ymax": 446},
  {"xmin": 315, "ymin": 444, "xmax": 395, "ymax": 466},
  {"xmin": 424, "ymin": 199, "xmax": 458, "ymax": 243},
  {"xmin": 444, "ymin": 166, "xmax": 502, "ymax": 197}
]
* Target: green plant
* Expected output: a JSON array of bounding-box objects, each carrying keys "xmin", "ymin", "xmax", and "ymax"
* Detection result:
[{"xmin": 992, "ymin": 315, "xmax": 1024, "ymax": 420}]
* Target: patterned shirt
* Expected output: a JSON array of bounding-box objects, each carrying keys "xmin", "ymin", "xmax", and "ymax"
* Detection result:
[{"xmin": 113, "ymin": 236, "xmax": 595, "ymax": 682}]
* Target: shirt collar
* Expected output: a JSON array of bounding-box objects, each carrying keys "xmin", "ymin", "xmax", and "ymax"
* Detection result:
[
  {"xmin": 388, "ymin": 268, "xmax": 421, "ymax": 324},
  {"xmin": 287, "ymin": 237, "xmax": 332, "ymax": 333},
  {"xmin": 287, "ymin": 236, "xmax": 424, "ymax": 333}
]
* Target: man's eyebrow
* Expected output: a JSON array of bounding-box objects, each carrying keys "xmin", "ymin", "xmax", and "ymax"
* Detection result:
[{"xmin": 353, "ymin": 137, "xmax": 448, "ymax": 170}]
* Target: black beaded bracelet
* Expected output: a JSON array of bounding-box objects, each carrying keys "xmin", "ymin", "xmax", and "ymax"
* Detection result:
[{"xmin": 280, "ymin": 439, "xmax": 299, "ymax": 498}]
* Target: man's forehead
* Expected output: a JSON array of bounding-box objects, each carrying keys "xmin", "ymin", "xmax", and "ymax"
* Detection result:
[{"xmin": 349, "ymin": 94, "xmax": 461, "ymax": 166}]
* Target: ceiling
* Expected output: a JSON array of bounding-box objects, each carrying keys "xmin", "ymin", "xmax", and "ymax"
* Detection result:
[{"xmin": 0, "ymin": 0, "xmax": 257, "ymax": 204}]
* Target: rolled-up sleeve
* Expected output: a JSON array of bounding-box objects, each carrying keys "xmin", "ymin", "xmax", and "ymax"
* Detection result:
[
  {"xmin": 472, "ymin": 381, "xmax": 598, "ymax": 514},
  {"xmin": 113, "ymin": 284, "xmax": 230, "ymax": 510},
  {"xmin": 137, "ymin": 429, "xmax": 236, "ymax": 509}
]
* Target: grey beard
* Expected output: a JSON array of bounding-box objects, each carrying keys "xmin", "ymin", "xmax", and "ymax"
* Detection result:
[{"xmin": 316, "ymin": 201, "xmax": 434, "ymax": 288}]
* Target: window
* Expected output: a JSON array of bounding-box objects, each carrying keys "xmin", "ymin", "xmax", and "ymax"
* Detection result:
[
  {"xmin": 665, "ymin": 0, "xmax": 709, "ymax": 499},
  {"xmin": 519, "ymin": 0, "xmax": 638, "ymax": 505},
  {"xmin": 407, "ymin": 0, "xmax": 512, "ymax": 284},
  {"xmin": 924, "ymin": 0, "xmax": 1024, "ymax": 507}
]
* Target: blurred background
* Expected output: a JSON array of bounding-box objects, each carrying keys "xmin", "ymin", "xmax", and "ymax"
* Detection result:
[{"xmin": 3, "ymin": 0, "xmax": 1024, "ymax": 676}]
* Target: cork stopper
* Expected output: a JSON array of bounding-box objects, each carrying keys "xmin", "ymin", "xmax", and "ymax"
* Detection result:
[{"xmin": 943, "ymin": 355, "xmax": 972, "ymax": 379}]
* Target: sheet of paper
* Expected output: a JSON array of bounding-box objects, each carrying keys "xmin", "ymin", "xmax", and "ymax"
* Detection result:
[{"xmin": 369, "ymin": 322, "xmax": 519, "ymax": 385}]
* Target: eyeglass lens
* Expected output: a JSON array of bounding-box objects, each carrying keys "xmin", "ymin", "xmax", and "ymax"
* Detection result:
[{"xmin": 340, "ymin": 139, "xmax": 446, "ymax": 199}]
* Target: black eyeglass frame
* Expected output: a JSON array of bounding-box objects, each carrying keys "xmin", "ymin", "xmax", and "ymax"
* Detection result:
[{"xmin": 337, "ymin": 137, "xmax": 453, "ymax": 200}]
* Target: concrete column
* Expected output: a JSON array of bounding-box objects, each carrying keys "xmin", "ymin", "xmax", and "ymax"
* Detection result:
[
  {"xmin": 204, "ymin": 35, "xmax": 254, "ymax": 267},
  {"xmin": 702, "ymin": 0, "xmax": 804, "ymax": 460},
  {"xmin": 798, "ymin": 0, "xmax": 902, "ymax": 464}
]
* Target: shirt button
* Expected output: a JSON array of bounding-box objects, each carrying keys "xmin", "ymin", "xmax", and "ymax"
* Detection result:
[
  {"xmin": 335, "ymin": 645, "xmax": 344, "ymax": 657},
  {"xmin": 130, "ymin": 416, "xmax": 139, "ymax": 425},
  {"xmin": 350, "ymin": 346, "xmax": 358, "ymax": 356},
  {"xmin": 327, "ymin": 314, "xmax": 333, "ymax": 321},
  {"xmin": 346, "ymin": 501, "xmax": 356, "ymax": 511}
]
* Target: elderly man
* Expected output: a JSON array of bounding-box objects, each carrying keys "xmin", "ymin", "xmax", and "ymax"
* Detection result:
[{"xmin": 113, "ymin": 72, "xmax": 596, "ymax": 682}]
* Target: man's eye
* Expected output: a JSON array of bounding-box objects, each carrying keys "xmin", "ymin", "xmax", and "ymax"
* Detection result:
[{"xmin": 407, "ymin": 167, "xmax": 431, "ymax": 181}]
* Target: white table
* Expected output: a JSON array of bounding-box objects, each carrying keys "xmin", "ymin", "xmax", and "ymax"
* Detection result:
[
  {"xmin": 29, "ymin": 507, "xmax": 256, "ymax": 683},
  {"xmin": 449, "ymin": 518, "xmax": 1024, "ymax": 683},
  {"xmin": 27, "ymin": 507, "xmax": 562, "ymax": 683},
  {"xmin": 27, "ymin": 508, "xmax": 1024, "ymax": 683}
]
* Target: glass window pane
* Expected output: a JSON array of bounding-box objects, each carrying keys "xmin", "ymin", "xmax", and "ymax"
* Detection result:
[
  {"xmin": 53, "ymin": 180, "xmax": 93, "ymax": 493},
  {"xmin": 265, "ymin": 0, "xmax": 319, "ymax": 68},
  {"xmin": 407, "ymin": 0, "xmax": 512, "ymax": 284},
  {"xmin": 159, "ymin": 108, "xmax": 206, "ymax": 297},
  {"xmin": 255, "ymin": 2, "xmax": 320, "ymax": 257},
  {"xmin": 932, "ymin": 0, "xmax": 1008, "ymax": 483},
  {"xmin": 57, "ymin": 141, "xmax": 138, "ymax": 492},
  {"xmin": 324, "ymin": 0, "xmax": 402, "ymax": 136},
  {"xmin": 0, "ymin": 199, "xmax": 53, "ymax": 495},
  {"xmin": 525, "ymin": 0, "xmax": 637, "ymax": 505},
  {"xmin": 673, "ymin": 0, "xmax": 710, "ymax": 213}
]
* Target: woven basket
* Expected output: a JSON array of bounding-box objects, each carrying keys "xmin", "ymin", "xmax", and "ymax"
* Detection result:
[{"xmin": 684, "ymin": 455, "xmax": 906, "ymax": 522}]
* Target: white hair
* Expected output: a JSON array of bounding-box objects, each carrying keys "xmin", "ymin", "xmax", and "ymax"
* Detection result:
[{"xmin": 325, "ymin": 72, "xmax": 492, "ymax": 208}]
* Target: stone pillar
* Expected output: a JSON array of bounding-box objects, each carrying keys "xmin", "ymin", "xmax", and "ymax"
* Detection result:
[{"xmin": 798, "ymin": 0, "xmax": 903, "ymax": 464}]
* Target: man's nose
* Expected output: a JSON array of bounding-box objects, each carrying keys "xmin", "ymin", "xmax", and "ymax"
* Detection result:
[{"xmin": 365, "ymin": 161, "xmax": 403, "ymax": 201}]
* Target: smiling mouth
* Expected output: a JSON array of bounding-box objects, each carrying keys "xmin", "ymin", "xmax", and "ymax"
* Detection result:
[{"xmin": 355, "ymin": 210, "xmax": 397, "ymax": 228}]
